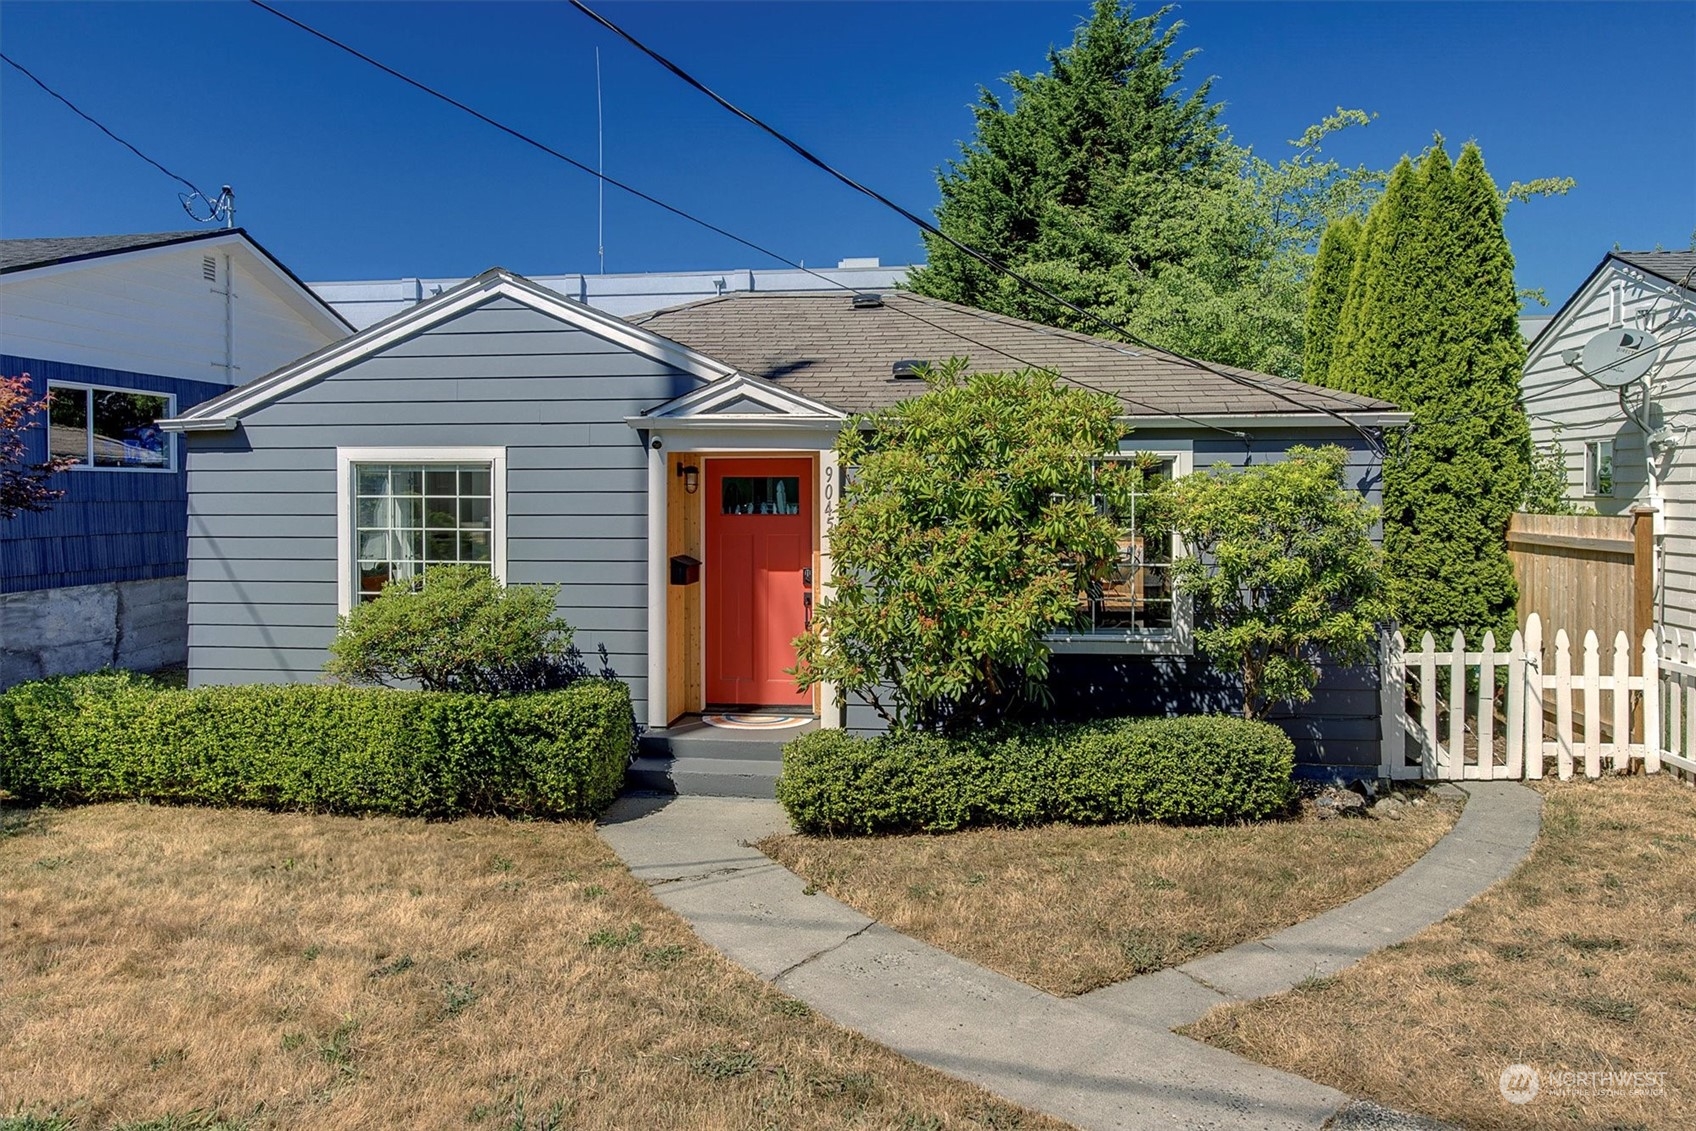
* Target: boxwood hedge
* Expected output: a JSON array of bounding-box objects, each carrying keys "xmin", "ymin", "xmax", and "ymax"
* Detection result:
[
  {"xmin": 776, "ymin": 715, "xmax": 1296, "ymax": 834},
  {"xmin": 0, "ymin": 671, "xmax": 635, "ymax": 818}
]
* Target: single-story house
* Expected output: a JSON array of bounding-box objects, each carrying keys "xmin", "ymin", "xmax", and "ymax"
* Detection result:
[
  {"xmin": 161, "ymin": 269, "xmax": 1405, "ymax": 776},
  {"xmin": 1521, "ymin": 250, "xmax": 1696, "ymax": 631},
  {"xmin": 0, "ymin": 229, "xmax": 351, "ymax": 685}
]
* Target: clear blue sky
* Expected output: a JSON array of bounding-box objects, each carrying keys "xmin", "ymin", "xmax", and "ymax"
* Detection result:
[{"xmin": 2, "ymin": 1, "xmax": 1692, "ymax": 307}]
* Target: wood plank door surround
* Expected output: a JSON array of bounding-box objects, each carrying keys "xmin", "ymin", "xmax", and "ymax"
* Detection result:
[{"xmin": 705, "ymin": 457, "xmax": 813, "ymax": 708}]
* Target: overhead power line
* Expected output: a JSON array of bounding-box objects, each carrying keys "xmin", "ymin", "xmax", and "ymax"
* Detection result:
[
  {"xmin": 2, "ymin": 52, "xmax": 207, "ymax": 196},
  {"xmin": 567, "ymin": 0, "xmax": 1385, "ymax": 450},
  {"xmin": 242, "ymin": 0, "xmax": 1248, "ymax": 439}
]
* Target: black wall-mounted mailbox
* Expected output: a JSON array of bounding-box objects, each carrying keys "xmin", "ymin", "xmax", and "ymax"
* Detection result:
[{"xmin": 670, "ymin": 554, "xmax": 701, "ymax": 586}]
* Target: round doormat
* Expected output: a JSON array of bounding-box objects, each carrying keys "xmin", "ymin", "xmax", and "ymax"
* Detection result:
[{"xmin": 701, "ymin": 713, "xmax": 812, "ymax": 730}]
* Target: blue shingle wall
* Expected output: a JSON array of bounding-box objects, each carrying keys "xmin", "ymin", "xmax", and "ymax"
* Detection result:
[{"xmin": 1, "ymin": 356, "xmax": 229, "ymax": 592}]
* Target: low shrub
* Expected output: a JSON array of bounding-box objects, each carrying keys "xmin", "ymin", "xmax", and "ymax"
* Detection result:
[
  {"xmin": 0, "ymin": 671, "xmax": 634, "ymax": 818},
  {"xmin": 776, "ymin": 715, "xmax": 1296, "ymax": 834}
]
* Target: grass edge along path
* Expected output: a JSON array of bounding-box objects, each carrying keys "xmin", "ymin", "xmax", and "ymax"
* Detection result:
[
  {"xmin": 761, "ymin": 787, "xmax": 1461, "ymax": 996},
  {"xmin": 0, "ymin": 803, "xmax": 1067, "ymax": 1131},
  {"xmin": 1182, "ymin": 775, "xmax": 1696, "ymax": 1131}
]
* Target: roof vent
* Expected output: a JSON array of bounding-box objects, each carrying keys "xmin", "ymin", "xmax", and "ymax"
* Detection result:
[
  {"xmin": 202, "ymin": 255, "xmax": 217, "ymax": 281},
  {"xmin": 852, "ymin": 292, "xmax": 884, "ymax": 310},
  {"xmin": 838, "ymin": 257, "xmax": 881, "ymax": 269},
  {"xmin": 891, "ymin": 359, "xmax": 928, "ymax": 379}
]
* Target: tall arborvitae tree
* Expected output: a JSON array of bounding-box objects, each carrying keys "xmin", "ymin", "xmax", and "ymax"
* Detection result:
[
  {"xmin": 1301, "ymin": 215, "xmax": 1360, "ymax": 385},
  {"xmin": 1316, "ymin": 140, "xmax": 1531, "ymax": 640},
  {"xmin": 1327, "ymin": 156, "xmax": 1422, "ymax": 399}
]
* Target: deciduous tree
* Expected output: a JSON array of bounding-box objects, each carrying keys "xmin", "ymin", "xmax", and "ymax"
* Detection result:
[
  {"xmin": 1, "ymin": 374, "xmax": 73, "ymax": 520},
  {"xmin": 1165, "ymin": 445, "xmax": 1387, "ymax": 720},
  {"xmin": 792, "ymin": 361, "xmax": 1135, "ymax": 732}
]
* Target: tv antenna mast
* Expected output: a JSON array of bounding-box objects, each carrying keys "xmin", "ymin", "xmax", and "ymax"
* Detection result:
[{"xmin": 181, "ymin": 185, "xmax": 236, "ymax": 229}]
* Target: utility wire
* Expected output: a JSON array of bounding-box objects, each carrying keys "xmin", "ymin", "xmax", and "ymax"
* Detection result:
[
  {"xmin": 568, "ymin": 0, "xmax": 1385, "ymax": 450},
  {"xmin": 244, "ymin": 0, "xmax": 1246, "ymax": 440},
  {"xmin": 1, "ymin": 52, "xmax": 214, "ymax": 199}
]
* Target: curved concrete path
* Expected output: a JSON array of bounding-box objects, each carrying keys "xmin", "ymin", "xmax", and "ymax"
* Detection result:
[{"xmin": 599, "ymin": 782, "xmax": 1542, "ymax": 1131}]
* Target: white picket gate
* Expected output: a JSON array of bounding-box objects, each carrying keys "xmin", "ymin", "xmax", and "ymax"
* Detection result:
[{"xmin": 1380, "ymin": 612, "xmax": 1689, "ymax": 782}]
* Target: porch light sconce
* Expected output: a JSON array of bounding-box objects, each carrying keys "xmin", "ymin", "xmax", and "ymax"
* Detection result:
[{"xmin": 678, "ymin": 462, "xmax": 700, "ymax": 494}]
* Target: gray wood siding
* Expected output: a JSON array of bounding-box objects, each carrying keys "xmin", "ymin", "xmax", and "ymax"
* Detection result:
[
  {"xmin": 184, "ymin": 296, "xmax": 704, "ymax": 717},
  {"xmin": 846, "ymin": 428, "xmax": 1389, "ymax": 775}
]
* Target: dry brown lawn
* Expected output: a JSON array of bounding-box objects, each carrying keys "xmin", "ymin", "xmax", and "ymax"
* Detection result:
[
  {"xmin": 0, "ymin": 803, "xmax": 1066, "ymax": 1131},
  {"xmin": 760, "ymin": 792, "xmax": 1460, "ymax": 996},
  {"xmin": 1184, "ymin": 775, "xmax": 1696, "ymax": 1130}
]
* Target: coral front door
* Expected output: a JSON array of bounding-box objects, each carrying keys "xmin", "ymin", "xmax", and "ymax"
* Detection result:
[{"xmin": 705, "ymin": 458, "xmax": 813, "ymax": 708}]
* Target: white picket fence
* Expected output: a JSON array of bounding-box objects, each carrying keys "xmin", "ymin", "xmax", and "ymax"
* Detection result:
[{"xmin": 1381, "ymin": 612, "xmax": 1696, "ymax": 781}]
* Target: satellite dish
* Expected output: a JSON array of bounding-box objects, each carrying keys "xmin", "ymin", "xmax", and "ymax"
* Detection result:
[{"xmin": 1562, "ymin": 327, "xmax": 1661, "ymax": 388}]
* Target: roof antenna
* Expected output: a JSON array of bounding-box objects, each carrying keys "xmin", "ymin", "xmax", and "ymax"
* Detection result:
[
  {"xmin": 181, "ymin": 185, "xmax": 235, "ymax": 228},
  {"xmin": 596, "ymin": 47, "xmax": 605, "ymax": 275}
]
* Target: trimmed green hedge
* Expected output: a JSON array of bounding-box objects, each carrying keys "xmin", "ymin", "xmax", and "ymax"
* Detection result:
[
  {"xmin": 0, "ymin": 671, "xmax": 635, "ymax": 818},
  {"xmin": 776, "ymin": 716, "xmax": 1296, "ymax": 834}
]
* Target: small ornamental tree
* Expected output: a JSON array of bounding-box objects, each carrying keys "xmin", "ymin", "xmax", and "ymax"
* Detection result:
[
  {"xmin": 2, "ymin": 374, "xmax": 74, "ymax": 519},
  {"xmin": 792, "ymin": 361, "xmax": 1135, "ymax": 732},
  {"xmin": 327, "ymin": 564, "xmax": 577, "ymax": 693},
  {"xmin": 1166, "ymin": 445, "xmax": 1387, "ymax": 720}
]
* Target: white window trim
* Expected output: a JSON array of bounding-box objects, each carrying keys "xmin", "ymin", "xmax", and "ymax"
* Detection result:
[
  {"xmin": 1584, "ymin": 439, "xmax": 1615, "ymax": 498},
  {"xmin": 334, "ymin": 446, "xmax": 508, "ymax": 615},
  {"xmin": 1048, "ymin": 440, "xmax": 1194, "ymax": 656},
  {"xmin": 45, "ymin": 379, "xmax": 177, "ymax": 474}
]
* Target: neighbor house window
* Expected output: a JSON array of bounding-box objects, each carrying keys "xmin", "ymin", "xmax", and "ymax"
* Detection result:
[
  {"xmin": 1585, "ymin": 440, "xmax": 1614, "ymax": 497},
  {"xmin": 47, "ymin": 382, "xmax": 172, "ymax": 470},
  {"xmin": 1049, "ymin": 444, "xmax": 1193, "ymax": 655},
  {"xmin": 336, "ymin": 447, "xmax": 507, "ymax": 612}
]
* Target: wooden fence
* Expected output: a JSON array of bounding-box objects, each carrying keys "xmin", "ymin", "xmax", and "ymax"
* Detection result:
[
  {"xmin": 1506, "ymin": 511, "xmax": 1654, "ymax": 651},
  {"xmin": 1381, "ymin": 613, "xmax": 1694, "ymax": 781}
]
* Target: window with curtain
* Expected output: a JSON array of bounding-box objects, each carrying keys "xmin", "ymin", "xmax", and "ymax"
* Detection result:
[{"xmin": 354, "ymin": 463, "xmax": 493, "ymax": 601}]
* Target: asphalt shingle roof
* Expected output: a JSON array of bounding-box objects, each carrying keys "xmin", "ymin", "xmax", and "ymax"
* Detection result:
[
  {"xmin": 0, "ymin": 230, "xmax": 224, "ymax": 274},
  {"xmin": 632, "ymin": 290, "xmax": 1398, "ymax": 418},
  {"xmin": 1613, "ymin": 250, "xmax": 1696, "ymax": 290}
]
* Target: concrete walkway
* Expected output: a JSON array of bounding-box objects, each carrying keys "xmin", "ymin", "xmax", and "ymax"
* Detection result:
[{"xmin": 599, "ymin": 782, "xmax": 1542, "ymax": 1131}]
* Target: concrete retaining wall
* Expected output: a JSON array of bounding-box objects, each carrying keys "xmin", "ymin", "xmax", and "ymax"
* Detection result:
[{"xmin": 0, "ymin": 576, "xmax": 187, "ymax": 687}]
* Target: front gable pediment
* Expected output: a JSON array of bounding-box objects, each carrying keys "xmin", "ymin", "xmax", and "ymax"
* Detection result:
[{"xmin": 642, "ymin": 372, "xmax": 847, "ymax": 424}]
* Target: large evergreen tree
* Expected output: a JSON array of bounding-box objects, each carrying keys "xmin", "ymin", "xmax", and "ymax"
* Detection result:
[
  {"xmin": 909, "ymin": 1, "xmax": 1231, "ymax": 328},
  {"xmin": 908, "ymin": 2, "xmax": 1381, "ymax": 379},
  {"xmin": 1307, "ymin": 141, "xmax": 1531, "ymax": 639},
  {"xmin": 1300, "ymin": 215, "xmax": 1360, "ymax": 385}
]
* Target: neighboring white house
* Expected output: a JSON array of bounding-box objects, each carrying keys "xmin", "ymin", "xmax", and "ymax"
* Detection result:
[
  {"xmin": 0, "ymin": 230, "xmax": 351, "ymax": 684},
  {"xmin": 1522, "ymin": 250, "xmax": 1696, "ymax": 630},
  {"xmin": 311, "ymin": 257, "xmax": 913, "ymax": 329}
]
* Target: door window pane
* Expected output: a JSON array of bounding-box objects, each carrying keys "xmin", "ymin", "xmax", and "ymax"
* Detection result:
[{"xmin": 722, "ymin": 476, "xmax": 801, "ymax": 515}]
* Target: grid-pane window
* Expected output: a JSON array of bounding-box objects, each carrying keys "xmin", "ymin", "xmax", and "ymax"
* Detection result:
[
  {"xmin": 47, "ymin": 383, "xmax": 170, "ymax": 469},
  {"xmin": 1078, "ymin": 457, "xmax": 1176, "ymax": 632},
  {"xmin": 354, "ymin": 463, "xmax": 493, "ymax": 601}
]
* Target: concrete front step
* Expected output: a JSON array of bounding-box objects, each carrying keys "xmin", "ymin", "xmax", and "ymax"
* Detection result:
[{"xmin": 627, "ymin": 754, "xmax": 780, "ymax": 799}]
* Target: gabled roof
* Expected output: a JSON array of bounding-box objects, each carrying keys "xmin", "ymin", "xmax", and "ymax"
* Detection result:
[
  {"xmin": 0, "ymin": 230, "xmax": 216, "ymax": 273},
  {"xmin": 639, "ymin": 370, "xmax": 847, "ymax": 427},
  {"xmin": 1528, "ymin": 250, "xmax": 1696, "ymax": 356},
  {"xmin": 160, "ymin": 268, "xmax": 739, "ymax": 431},
  {"xmin": 631, "ymin": 290, "xmax": 1399, "ymax": 420},
  {"xmin": 0, "ymin": 227, "xmax": 353, "ymax": 334},
  {"xmin": 1612, "ymin": 250, "xmax": 1696, "ymax": 290}
]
